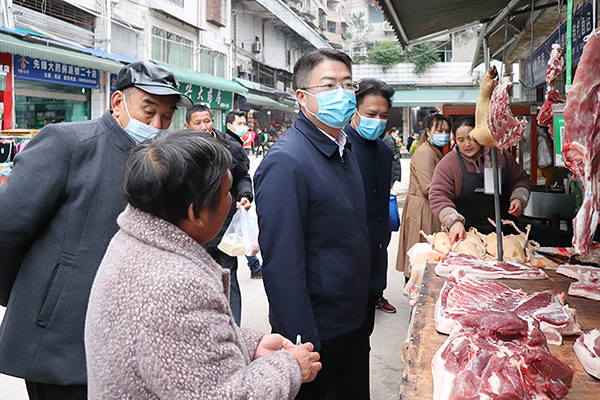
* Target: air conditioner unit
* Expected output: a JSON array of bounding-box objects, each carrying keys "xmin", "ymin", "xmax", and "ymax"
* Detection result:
[
  {"xmin": 383, "ymin": 21, "xmax": 393, "ymax": 32},
  {"xmin": 252, "ymin": 40, "xmax": 262, "ymax": 54}
]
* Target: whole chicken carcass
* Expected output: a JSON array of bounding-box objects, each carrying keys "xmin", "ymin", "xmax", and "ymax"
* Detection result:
[
  {"xmin": 421, "ymin": 230, "xmax": 452, "ymax": 255},
  {"xmin": 452, "ymin": 239, "xmax": 487, "ymax": 259}
]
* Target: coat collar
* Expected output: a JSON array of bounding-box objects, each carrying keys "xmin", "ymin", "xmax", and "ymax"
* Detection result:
[
  {"xmin": 342, "ymin": 124, "xmax": 377, "ymax": 148},
  {"xmin": 294, "ymin": 111, "xmax": 351, "ymax": 157},
  {"xmin": 101, "ymin": 111, "xmax": 135, "ymax": 152},
  {"xmin": 117, "ymin": 205, "xmax": 227, "ymax": 284}
]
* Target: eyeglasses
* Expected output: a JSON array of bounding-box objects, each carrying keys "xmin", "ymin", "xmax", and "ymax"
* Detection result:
[{"xmin": 301, "ymin": 82, "xmax": 359, "ymax": 92}]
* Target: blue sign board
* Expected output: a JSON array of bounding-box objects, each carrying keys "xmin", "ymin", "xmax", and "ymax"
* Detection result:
[
  {"xmin": 110, "ymin": 73, "xmax": 117, "ymax": 94},
  {"xmin": 522, "ymin": 1, "xmax": 593, "ymax": 88},
  {"xmin": 13, "ymin": 55, "xmax": 100, "ymax": 89}
]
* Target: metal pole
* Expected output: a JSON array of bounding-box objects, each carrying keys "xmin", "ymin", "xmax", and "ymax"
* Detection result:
[
  {"xmin": 491, "ymin": 148, "xmax": 504, "ymax": 261},
  {"xmin": 483, "ymin": 37, "xmax": 504, "ymax": 261}
]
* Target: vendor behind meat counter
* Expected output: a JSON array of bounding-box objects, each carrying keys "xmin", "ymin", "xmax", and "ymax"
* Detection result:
[{"xmin": 429, "ymin": 116, "xmax": 572, "ymax": 246}]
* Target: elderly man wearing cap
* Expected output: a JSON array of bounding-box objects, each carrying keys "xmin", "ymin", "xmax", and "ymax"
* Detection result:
[{"xmin": 0, "ymin": 60, "xmax": 191, "ymax": 400}]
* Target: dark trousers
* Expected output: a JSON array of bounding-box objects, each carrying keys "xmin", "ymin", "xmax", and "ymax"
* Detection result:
[
  {"xmin": 365, "ymin": 295, "xmax": 378, "ymax": 336},
  {"xmin": 25, "ymin": 381, "xmax": 87, "ymax": 400},
  {"xmin": 246, "ymin": 254, "xmax": 262, "ymax": 272},
  {"xmin": 206, "ymin": 247, "xmax": 241, "ymax": 325},
  {"xmin": 294, "ymin": 325, "xmax": 371, "ymax": 400}
]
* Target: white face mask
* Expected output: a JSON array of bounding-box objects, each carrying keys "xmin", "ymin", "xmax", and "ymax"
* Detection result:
[{"xmin": 122, "ymin": 95, "xmax": 167, "ymax": 143}]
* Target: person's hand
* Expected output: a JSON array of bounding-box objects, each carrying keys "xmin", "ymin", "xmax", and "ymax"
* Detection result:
[
  {"xmin": 285, "ymin": 342, "xmax": 322, "ymax": 383},
  {"xmin": 449, "ymin": 221, "xmax": 466, "ymax": 244},
  {"xmin": 237, "ymin": 197, "xmax": 251, "ymax": 210},
  {"xmin": 254, "ymin": 334, "xmax": 291, "ymax": 359},
  {"xmin": 508, "ymin": 199, "xmax": 523, "ymax": 217}
]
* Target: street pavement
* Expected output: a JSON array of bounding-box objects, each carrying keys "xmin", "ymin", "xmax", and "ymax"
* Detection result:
[{"xmin": 0, "ymin": 156, "xmax": 412, "ymax": 400}]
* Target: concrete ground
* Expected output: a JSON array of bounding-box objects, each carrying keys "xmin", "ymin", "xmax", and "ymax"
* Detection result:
[{"xmin": 0, "ymin": 157, "xmax": 413, "ymax": 400}]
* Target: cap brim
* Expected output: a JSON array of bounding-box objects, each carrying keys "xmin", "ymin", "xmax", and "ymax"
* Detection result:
[{"xmin": 135, "ymin": 84, "xmax": 193, "ymax": 108}]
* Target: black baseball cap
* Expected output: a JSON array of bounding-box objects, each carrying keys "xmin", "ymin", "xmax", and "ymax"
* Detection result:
[{"xmin": 116, "ymin": 60, "xmax": 193, "ymax": 108}]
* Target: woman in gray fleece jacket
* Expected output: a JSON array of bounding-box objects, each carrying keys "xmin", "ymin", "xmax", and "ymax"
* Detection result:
[{"xmin": 85, "ymin": 130, "xmax": 321, "ymax": 399}]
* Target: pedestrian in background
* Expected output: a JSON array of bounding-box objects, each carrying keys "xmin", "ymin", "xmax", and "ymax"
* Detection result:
[
  {"xmin": 185, "ymin": 105, "xmax": 259, "ymax": 324},
  {"xmin": 85, "ymin": 130, "xmax": 321, "ymax": 399},
  {"xmin": 343, "ymin": 77, "xmax": 398, "ymax": 331},
  {"xmin": 255, "ymin": 48, "xmax": 371, "ymax": 400},
  {"xmin": 383, "ymin": 127, "xmax": 402, "ymax": 186},
  {"xmin": 0, "ymin": 60, "xmax": 191, "ymax": 399},
  {"xmin": 396, "ymin": 114, "xmax": 450, "ymax": 281}
]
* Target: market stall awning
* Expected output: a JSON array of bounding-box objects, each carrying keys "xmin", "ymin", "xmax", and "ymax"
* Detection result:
[
  {"xmin": 242, "ymin": 93, "xmax": 289, "ymax": 111},
  {"xmin": 0, "ymin": 32, "xmax": 125, "ymax": 73},
  {"xmin": 392, "ymin": 88, "xmax": 480, "ymax": 107},
  {"xmin": 164, "ymin": 64, "xmax": 248, "ymax": 95},
  {"xmin": 379, "ymin": 0, "xmax": 513, "ymax": 47}
]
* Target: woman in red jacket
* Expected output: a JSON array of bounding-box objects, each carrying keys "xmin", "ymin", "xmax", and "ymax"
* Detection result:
[{"xmin": 430, "ymin": 116, "xmax": 572, "ymax": 246}]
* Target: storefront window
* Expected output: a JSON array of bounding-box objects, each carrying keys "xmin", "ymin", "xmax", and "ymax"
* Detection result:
[{"xmin": 14, "ymin": 80, "xmax": 90, "ymax": 129}]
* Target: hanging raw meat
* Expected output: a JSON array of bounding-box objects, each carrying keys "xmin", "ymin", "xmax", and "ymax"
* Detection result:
[
  {"xmin": 470, "ymin": 66, "xmax": 499, "ymax": 147},
  {"xmin": 487, "ymin": 76, "xmax": 528, "ymax": 150},
  {"xmin": 563, "ymin": 27, "xmax": 600, "ymax": 255},
  {"xmin": 537, "ymin": 44, "xmax": 566, "ymax": 131},
  {"xmin": 432, "ymin": 311, "xmax": 574, "ymax": 400}
]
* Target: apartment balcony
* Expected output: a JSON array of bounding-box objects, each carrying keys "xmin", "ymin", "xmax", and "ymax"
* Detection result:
[{"xmin": 254, "ymin": 0, "xmax": 330, "ymax": 49}]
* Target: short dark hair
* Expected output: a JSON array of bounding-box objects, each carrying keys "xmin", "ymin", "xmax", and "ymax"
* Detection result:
[
  {"xmin": 124, "ymin": 130, "xmax": 232, "ymax": 226},
  {"xmin": 420, "ymin": 114, "xmax": 450, "ymax": 145},
  {"xmin": 452, "ymin": 116, "xmax": 475, "ymax": 135},
  {"xmin": 185, "ymin": 104, "xmax": 213, "ymax": 123},
  {"xmin": 355, "ymin": 78, "xmax": 394, "ymax": 109},
  {"xmin": 226, "ymin": 109, "xmax": 246, "ymax": 125},
  {"xmin": 292, "ymin": 48, "xmax": 352, "ymax": 90}
]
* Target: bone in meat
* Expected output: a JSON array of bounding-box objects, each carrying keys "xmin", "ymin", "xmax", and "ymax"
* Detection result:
[
  {"xmin": 470, "ymin": 66, "xmax": 499, "ymax": 147},
  {"xmin": 562, "ymin": 27, "xmax": 600, "ymax": 255},
  {"xmin": 537, "ymin": 44, "xmax": 566, "ymax": 131},
  {"xmin": 488, "ymin": 76, "xmax": 528, "ymax": 151}
]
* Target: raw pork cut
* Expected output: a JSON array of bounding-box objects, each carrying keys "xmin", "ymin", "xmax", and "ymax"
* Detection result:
[
  {"xmin": 556, "ymin": 263, "xmax": 600, "ymax": 301},
  {"xmin": 562, "ymin": 27, "xmax": 600, "ymax": 255},
  {"xmin": 435, "ymin": 270, "xmax": 580, "ymax": 345},
  {"xmin": 488, "ymin": 76, "xmax": 528, "ymax": 150},
  {"xmin": 537, "ymin": 44, "xmax": 566, "ymax": 131},
  {"xmin": 470, "ymin": 66, "xmax": 499, "ymax": 147},
  {"xmin": 574, "ymin": 329, "xmax": 600, "ymax": 379},
  {"xmin": 435, "ymin": 252, "xmax": 547, "ymax": 280},
  {"xmin": 432, "ymin": 311, "xmax": 574, "ymax": 400}
]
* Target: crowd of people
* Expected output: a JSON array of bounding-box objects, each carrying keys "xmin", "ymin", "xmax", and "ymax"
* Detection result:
[{"xmin": 0, "ymin": 47, "xmax": 571, "ymax": 400}]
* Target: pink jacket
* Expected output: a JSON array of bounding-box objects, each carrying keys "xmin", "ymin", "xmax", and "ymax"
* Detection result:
[
  {"xmin": 430, "ymin": 147, "xmax": 531, "ymax": 226},
  {"xmin": 85, "ymin": 205, "xmax": 301, "ymax": 399}
]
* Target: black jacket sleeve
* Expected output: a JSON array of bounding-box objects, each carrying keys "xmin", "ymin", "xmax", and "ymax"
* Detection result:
[{"xmin": 0, "ymin": 126, "xmax": 71, "ymax": 305}]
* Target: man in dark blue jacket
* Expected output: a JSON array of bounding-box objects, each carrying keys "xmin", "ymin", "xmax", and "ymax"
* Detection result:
[
  {"xmin": 343, "ymin": 79, "xmax": 397, "ymax": 336},
  {"xmin": 0, "ymin": 61, "xmax": 191, "ymax": 400},
  {"xmin": 254, "ymin": 49, "xmax": 371, "ymax": 399}
]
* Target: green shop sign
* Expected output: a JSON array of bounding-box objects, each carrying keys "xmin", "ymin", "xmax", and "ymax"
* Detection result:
[{"xmin": 178, "ymin": 83, "xmax": 233, "ymax": 110}]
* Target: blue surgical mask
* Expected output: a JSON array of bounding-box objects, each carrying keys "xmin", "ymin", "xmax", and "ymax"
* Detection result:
[
  {"xmin": 234, "ymin": 125, "xmax": 248, "ymax": 137},
  {"xmin": 122, "ymin": 95, "xmax": 166, "ymax": 143},
  {"xmin": 355, "ymin": 112, "xmax": 387, "ymax": 141},
  {"xmin": 430, "ymin": 133, "xmax": 451, "ymax": 147},
  {"xmin": 304, "ymin": 88, "xmax": 356, "ymax": 128}
]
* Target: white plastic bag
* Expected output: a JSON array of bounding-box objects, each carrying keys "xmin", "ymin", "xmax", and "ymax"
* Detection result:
[{"xmin": 218, "ymin": 208, "xmax": 260, "ymax": 257}]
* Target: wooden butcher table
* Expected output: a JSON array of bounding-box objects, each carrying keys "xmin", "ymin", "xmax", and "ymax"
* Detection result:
[{"xmin": 399, "ymin": 264, "xmax": 600, "ymax": 399}]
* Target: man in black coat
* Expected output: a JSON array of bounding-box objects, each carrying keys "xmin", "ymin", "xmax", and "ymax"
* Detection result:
[
  {"xmin": 0, "ymin": 61, "xmax": 191, "ymax": 400},
  {"xmin": 343, "ymin": 78, "xmax": 398, "ymax": 333},
  {"xmin": 255, "ymin": 49, "xmax": 371, "ymax": 400},
  {"xmin": 185, "ymin": 105, "xmax": 254, "ymax": 325}
]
